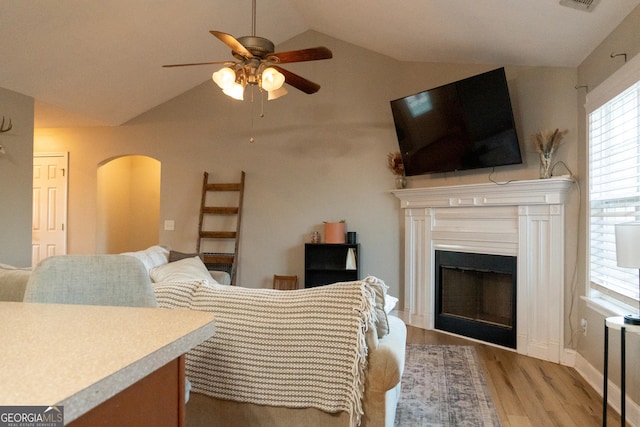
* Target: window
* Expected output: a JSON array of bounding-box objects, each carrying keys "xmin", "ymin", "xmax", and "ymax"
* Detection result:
[{"xmin": 587, "ymin": 55, "xmax": 640, "ymax": 308}]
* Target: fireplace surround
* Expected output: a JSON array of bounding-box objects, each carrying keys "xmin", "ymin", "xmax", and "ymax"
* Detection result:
[{"xmin": 393, "ymin": 176, "xmax": 573, "ymax": 363}]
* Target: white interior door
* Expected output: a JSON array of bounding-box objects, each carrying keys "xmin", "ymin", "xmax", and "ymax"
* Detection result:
[{"xmin": 32, "ymin": 153, "xmax": 68, "ymax": 266}]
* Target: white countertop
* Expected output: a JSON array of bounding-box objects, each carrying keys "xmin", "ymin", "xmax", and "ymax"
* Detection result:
[{"xmin": 0, "ymin": 302, "xmax": 215, "ymax": 423}]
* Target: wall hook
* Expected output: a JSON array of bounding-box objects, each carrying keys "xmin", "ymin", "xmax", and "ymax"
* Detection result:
[
  {"xmin": 0, "ymin": 116, "xmax": 12, "ymax": 133},
  {"xmin": 610, "ymin": 52, "xmax": 627, "ymax": 63},
  {"xmin": 575, "ymin": 84, "xmax": 588, "ymax": 92}
]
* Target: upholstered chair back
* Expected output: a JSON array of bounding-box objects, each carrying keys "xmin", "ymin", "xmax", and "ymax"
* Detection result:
[{"xmin": 24, "ymin": 255, "xmax": 157, "ymax": 307}]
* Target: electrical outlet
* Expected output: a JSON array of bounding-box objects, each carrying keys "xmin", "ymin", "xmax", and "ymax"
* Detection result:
[{"xmin": 581, "ymin": 318, "xmax": 588, "ymax": 336}]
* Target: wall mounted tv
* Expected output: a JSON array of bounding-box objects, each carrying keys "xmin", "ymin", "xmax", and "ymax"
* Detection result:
[{"xmin": 390, "ymin": 68, "xmax": 522, "ymax": 176}]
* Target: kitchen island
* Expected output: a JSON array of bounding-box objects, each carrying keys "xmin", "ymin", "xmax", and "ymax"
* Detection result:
[{"xmin": 0, "ymin": 301, "xmax": 215, "ymax": 426}]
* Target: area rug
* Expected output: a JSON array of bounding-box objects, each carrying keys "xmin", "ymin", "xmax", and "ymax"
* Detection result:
[{"xmin": 394, "ymin": 344, "xmax": 501, "ymax": 427}]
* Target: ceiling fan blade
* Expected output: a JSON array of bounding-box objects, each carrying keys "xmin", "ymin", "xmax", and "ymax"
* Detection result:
[
  {"xmin": 269, "ymin": 47, "xmax": 333, "ymax": 64},
  {"xmin": 162, "ymin": 61, "xmax": 232, "ymax": 68},
  {"xmin": 210, "ymin": 30, "xmax": 253, "ymax": 58},
  {"xmin": 272, "ymin": 66, "xmax": 321, "ymax": 94}
]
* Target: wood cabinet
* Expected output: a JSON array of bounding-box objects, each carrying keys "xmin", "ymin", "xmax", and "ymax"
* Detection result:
[
  {"xmin": 69, "ymin": 356, "xmax": 186, "ymax": 427},
  {"xmin": 304, "ymin": 243, "xmax": 359, "ymax": 288}
]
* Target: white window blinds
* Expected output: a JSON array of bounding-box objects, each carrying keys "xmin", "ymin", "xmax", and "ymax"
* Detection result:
[{"xmin": 588, "ymin": 75, "xmax": 640, "ymax": 306}]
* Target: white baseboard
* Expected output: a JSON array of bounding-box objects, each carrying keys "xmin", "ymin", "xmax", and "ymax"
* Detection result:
[
  {"xmin": 561, "ymin": 348, "xmax": 577, "ymax": 366},
  {"xmin": 573, "ymin": 352, "xmax": 640, "ymax": 427},
  {"xmin": 396, "ymin": 309, "xmax": 430, "ymax": 330}
]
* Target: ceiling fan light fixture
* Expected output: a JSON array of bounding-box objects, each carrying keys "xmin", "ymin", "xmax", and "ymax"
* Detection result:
[
  {"xmin": 261, "ymin": 67, "xmax": 285, "ymax": 92},
  {"xmin": 212, "ymin": 67, "xmax": 237, "ymax": 90},
  {"xmin": 222, "ymin": 82, "xmax": 245, "ymax": 100},
  {"xmin": 268, "ymin": 86, "xmax": 288, "ymax": 100},
  {"xmin": 165, "ymin": 2, "xmax": 332, "ymax": 103}
]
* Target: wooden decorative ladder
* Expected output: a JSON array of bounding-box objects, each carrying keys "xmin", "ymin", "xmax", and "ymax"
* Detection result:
[{"xmin": 196, "ymin": 171, "xmax": 245, "ymax": 286}]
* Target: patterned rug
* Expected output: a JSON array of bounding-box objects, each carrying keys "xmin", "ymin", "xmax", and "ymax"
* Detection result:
[{"xmin": 394, "ymin": 344, "xmax": 501, "ymax": 427}]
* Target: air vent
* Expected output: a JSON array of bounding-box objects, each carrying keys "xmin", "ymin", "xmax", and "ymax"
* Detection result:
[{"xmin": 559, "ymin": 0, "xmax": 601, "ymax": 12}]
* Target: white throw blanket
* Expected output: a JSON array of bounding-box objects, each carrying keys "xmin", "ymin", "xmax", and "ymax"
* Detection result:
[{"xmin": 154, "ymin": 280, "xmax": 376, "ymax": 427}]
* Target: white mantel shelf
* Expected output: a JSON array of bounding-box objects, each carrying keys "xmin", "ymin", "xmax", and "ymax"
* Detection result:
[
  {"xmin": 392, "ymin": 175, "xmax": 573, "ymax": 208},
  {"xmin": 393, "ymin": 176, "xmax": 574, "ymax": 364}
]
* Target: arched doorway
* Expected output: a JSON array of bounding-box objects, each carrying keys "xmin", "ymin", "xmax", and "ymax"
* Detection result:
[{"xmin": 96, "ymin": 155, "xmax": 161, "ymax": 254}]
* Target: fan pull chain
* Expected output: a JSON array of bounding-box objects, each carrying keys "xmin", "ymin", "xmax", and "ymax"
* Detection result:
[{"xmin": 247, "ymin": 86, "xmax": 267, "ymax": 143}]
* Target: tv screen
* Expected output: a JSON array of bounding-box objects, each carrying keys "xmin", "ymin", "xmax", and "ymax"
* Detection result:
[{"xmin": 390, "ymin": 68, "xmax": 522, "ymax": 176}]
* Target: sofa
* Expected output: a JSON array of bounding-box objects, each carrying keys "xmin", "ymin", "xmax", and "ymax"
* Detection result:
[
  {"xmin": 0, "ymin": 247, "xmax": 407, "ymax": 427},
  {"xmin": 0, "ymin": 245, "xmax": 230, "ymax": 300},
  {"xmin": 184, "ymin": 315, "xmax": 406, "ymax": 427}
]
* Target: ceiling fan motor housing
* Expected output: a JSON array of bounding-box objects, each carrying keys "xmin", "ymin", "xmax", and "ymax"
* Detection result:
[{"xmin": 234, "ymin": 36, "xmax": 275, "ymax": 59}]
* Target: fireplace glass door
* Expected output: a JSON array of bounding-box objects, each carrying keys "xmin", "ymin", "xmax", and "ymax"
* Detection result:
[{"xmin": 435, "ymin": 250, "xmax": 517, "ymax": 348}]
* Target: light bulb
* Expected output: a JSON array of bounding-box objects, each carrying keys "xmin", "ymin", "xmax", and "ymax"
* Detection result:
[
  {"xmin": 212, "ymin": 67, "xmax": 237, "ymax": 90},
  {"xmin": 261, "ymin": 67, "xmax": 285, "ymax": 91}
]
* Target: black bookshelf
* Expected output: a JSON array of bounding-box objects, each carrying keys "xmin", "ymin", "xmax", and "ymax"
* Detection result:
[{"xmin": 304, "ymin": 243, "xmax": 360, "ymax": 288}]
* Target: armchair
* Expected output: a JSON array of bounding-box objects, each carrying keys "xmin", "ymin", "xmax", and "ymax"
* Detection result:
[{"xmin": 23, "ymin": 255, "xmax": 157, "ymax": 307}]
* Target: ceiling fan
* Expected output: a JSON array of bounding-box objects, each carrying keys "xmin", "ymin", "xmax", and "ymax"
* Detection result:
[{"xmin": 163, "ymin": 0, "xmax": 333, "ymax": 101}]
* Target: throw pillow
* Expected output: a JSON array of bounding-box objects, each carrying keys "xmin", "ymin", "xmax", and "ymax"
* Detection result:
[
  {"xmin": 169, "ymin": 250, "xmax": 205, "ymax": 263},
  {"xmin": 121, "ymin": 245, "xmax": 169, "ymax": 272},
  {"xmin": 150, "ymin": 256, "xmax": 218, "ymax": 284},
  {"xmin": 384, "ymin": 294, "xmax": 399, "ymax": 314},
  {"xmin": 169, "ymin": 250, "xmax": 231, "ymax": 285},
  {"xmin": 363, "ymin": 276, "xmax": 390, "ymax": 339}
]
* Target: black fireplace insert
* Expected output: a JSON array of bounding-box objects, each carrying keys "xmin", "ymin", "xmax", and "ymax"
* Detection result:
[{"xmin": 435, "ymin": 250, "xmax": 517, "ymax": 348}]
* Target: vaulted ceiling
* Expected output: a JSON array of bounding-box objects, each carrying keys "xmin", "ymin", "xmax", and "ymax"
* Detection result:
[{"xmin": 1, "ymin": 0, "xmax": 638, "ymax": 128}]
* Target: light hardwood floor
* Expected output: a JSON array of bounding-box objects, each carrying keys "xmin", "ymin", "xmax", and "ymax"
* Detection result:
[{"xmin": 405, "ymin": 325, "xmax": 623, "ymax": 426}]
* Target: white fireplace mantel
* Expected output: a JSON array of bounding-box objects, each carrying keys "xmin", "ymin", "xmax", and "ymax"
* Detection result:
[{"xmin": 393, "ymin": 176, "xmax": 573, "ymax": 363}]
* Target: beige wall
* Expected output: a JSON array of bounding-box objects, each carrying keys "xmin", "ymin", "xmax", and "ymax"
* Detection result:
[
  {"xmin": 0, "ymin": 87, "xmax": 33, "ymax": 267},
  {"xmin": 96, "ymin": 155, "xmax": 160, "ymax": 253},
  {"xmin": 33, "ymin": 31, "xmax": 577, "ymax": 299},
  {"xmin": 576, "ymin": 5, "xmax": 640, "ymax": 403}
]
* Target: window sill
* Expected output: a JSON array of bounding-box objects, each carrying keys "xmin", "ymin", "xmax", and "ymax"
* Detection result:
[{"xmin": 582, "ymin": 295, "xmax": 636, "ymax": 318}]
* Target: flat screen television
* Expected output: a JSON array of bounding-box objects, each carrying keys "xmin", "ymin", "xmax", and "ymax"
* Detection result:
[{"xmin": 390, "ymin": 68, "xmax": 522, "ymax": 176}]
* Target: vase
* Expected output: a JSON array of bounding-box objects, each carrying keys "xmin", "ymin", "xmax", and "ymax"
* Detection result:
[
  {"xmin": 324, "ymin": 222, "xmax": 345, "ymax": 243},
  {"xmin": 395, "ymin": 176, "xmax": 407, "ymax": 189},
  {"xmin": 539, "ymin": 153, "xmax": 553, "ymax": 179}
]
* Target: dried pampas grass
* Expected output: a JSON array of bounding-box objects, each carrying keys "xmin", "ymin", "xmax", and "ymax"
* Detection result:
[{"xmin": 532, "ymin": 128, "xmax": 568, "ymax": 157}]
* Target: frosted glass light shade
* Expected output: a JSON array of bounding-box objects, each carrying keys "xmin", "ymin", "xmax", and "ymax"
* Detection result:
[
  {"xmin": 212, "ymin": 67, "xmax": 236, "ymax": 90},
  {"xmin": 615, "ymin": 221, "xmax": 640, "ymax": 268},
  {"xmin": 222, "ymin": 82, "xmax": 245, "ymax": 101},
  {"xmin": 261, "ymin": 67, "xmax": 285, "ymax": 91},
  {"xmin": 267, "ymin": 86, "xmax": 288, "ymax": 100}
]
